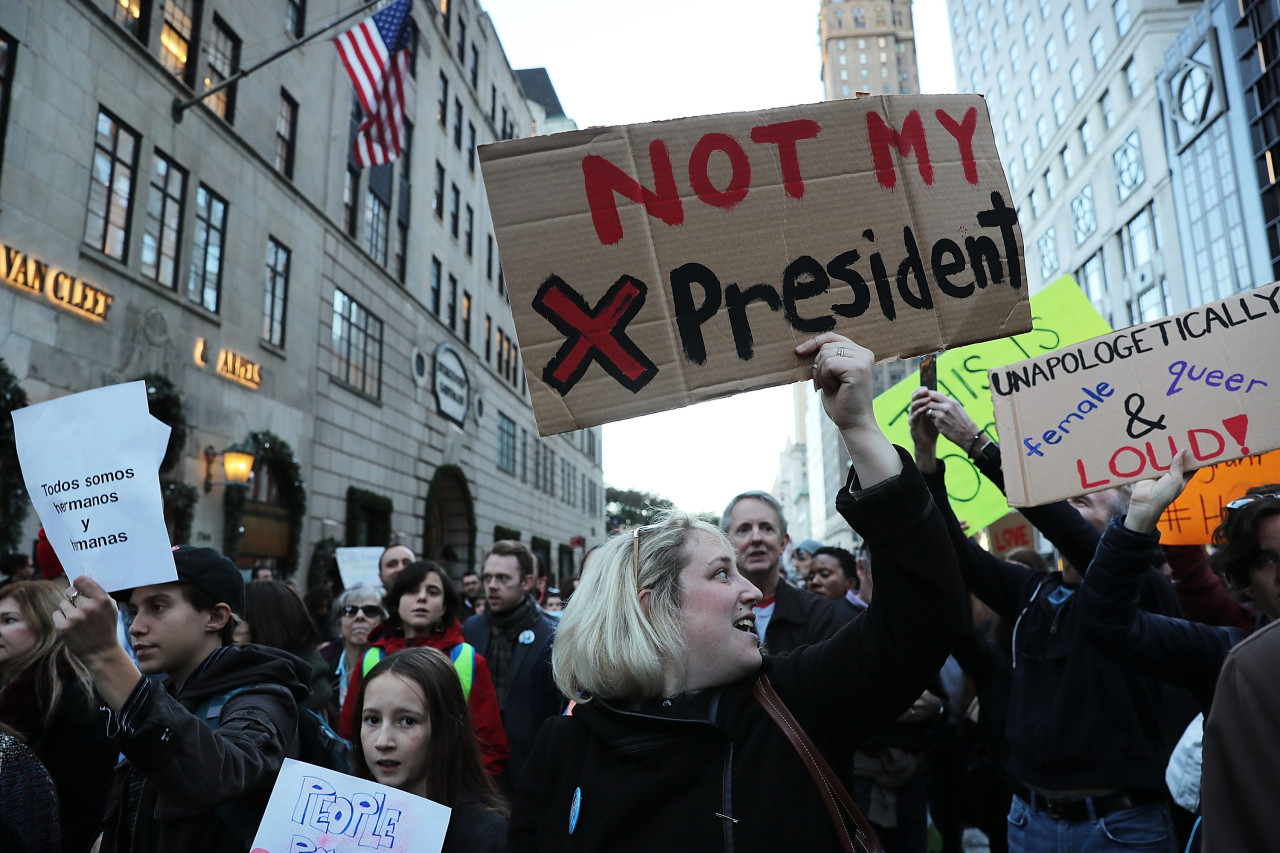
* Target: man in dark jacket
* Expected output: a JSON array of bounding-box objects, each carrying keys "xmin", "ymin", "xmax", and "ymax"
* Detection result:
[
  {"xmin": 911, "ymin": 389, "xmax": 1185, "ymax": 853},
  {"xmin": 464, "ymin": 539, "xmax": 561, "ymax": 789},
  {"xmin": 55, "ymin": 546, "xmax": 307, "ymax": 853},
  {"xmin": 721, "ymin": 490, "xmax": 840, "ymax": 654}
]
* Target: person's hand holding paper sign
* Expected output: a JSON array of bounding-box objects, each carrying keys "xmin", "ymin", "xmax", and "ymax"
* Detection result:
[
  {"xmin": 52, "ymin": 575, "xmax": 142, "ymax": 710},
  {"xmin": 910, "ymin": 388, "xmax": 983, "ymax": 452},
  {"xmin": 1124, "ymin": 450, "xmax": 1194, "ymax": 534}
]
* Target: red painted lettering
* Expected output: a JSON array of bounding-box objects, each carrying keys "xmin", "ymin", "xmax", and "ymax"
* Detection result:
[
  {"xmin": 749, "ymin": 120, "xmax": 822, "ymax": 199},
  {"xmin": 688, "ymin": 133, "xmax": 751, "ymax": 209},
  {"xmin": 582, "ymin": 140, "xmax": 684, "ymax": 245},
  {"xmin": 1109, "ymin": 446, "xmax": 1147, "ymax": 478},
  {"xmin": 1188, "ymin": 428, "xmax": 1226, "ymax": 461},
  {"xmin": 1144, "ymin": 435, "xmax": 1179, "ymax": 472},
  {"xmin": 1077, "ymin": 458, "xmax": 1111, "ymax": 489},
  {"xmin": 935, "ymin": 108, "xmax": 980, "ymax": 185},
  {"xmin": 866, "ymin": 110, "xmax": 933, "ymax": 190}
]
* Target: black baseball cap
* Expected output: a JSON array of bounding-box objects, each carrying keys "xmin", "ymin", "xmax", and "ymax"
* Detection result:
[{"xmin": 113, "ymin": 545, "xmax": 245, "ymax": 615}]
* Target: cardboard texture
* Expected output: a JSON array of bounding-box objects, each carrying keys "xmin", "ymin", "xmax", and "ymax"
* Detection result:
[
  {"xmin": 991, "ymin": 282, "xmax": 1280, "ymax": 507},
  {"xmin": 1157, "ymin": 449, "xmax": 1280, "ymax": 545},
  {"xmin": 871, "ymin": 275, "xmax": 1111, "ymax": 530},
  {"xmin": 479, "ymin": 95, "xmax": 1031, "ymax": 435},
  {"xmin": 986, "ymin": 511, "xmax": 1035, "ymax": 558}
]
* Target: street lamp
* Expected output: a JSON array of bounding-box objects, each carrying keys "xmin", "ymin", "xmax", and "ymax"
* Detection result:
[{"xmin": 204, "ymin": 439, "xmax": 258, "ymax": 493}]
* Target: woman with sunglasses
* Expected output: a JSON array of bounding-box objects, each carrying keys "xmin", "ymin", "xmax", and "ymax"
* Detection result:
[
  {"xmin": 321, "ymin": 584, "xmax": 387, "ymax": 716},
  {"xmin": 508, "ymin": 334, "xmax": 965, "ymax": 852}
]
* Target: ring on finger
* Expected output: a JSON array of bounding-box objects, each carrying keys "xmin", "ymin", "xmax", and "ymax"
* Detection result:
[
  {"xmin": 66, "ymin": 588, "xmax": 82, "ymax": 606},
  {"xmin": 835, "ymin": 347, "xmax": 847, "ymax": 358}
]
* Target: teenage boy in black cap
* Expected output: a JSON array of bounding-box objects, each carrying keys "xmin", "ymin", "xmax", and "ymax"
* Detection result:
[{"xmin": 54, "ymin": 546, "xmax": 309, "ymax": 853}]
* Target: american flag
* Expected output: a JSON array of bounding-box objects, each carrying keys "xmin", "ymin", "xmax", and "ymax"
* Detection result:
[{"xmin": 334, "ymin": 0, "xmax": 413, "ymax": 167}]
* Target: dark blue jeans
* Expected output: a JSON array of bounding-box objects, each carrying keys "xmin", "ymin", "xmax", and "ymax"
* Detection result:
[{"xmin": 1007, "ymin": 794, "xmax": 1177, "ymax": 853}]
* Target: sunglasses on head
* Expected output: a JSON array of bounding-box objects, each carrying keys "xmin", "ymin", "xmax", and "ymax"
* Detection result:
[
  {"xmin": 1225, "ymin": 493, "xmax": 1280, "ymax": 513},
  {"xmin": 341, "ymin": 604, "xmax": 383, "ymax": 619}
]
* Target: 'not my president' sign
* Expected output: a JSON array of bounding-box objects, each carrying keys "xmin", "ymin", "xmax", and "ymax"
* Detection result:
[{"xmin": 479, "ymin": 94, "xmax": 1032, "ymax": 435}]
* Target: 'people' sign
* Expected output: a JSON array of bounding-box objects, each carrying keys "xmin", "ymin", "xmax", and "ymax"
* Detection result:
[
  {"xmin": 251, "ymin": 759, "xmax": 450, "ymax": 853},
  {"xmin": 991, "ymin": 282, "xmax": 1280, "ymax": 506},
  {"xmin": 480, "ymin": 95, "xmax": 1031, "ymax": 436}
]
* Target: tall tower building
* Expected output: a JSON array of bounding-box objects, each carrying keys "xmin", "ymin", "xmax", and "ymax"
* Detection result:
[{"xmin": 819, "ymin": 0, "xmax": 920, "ymax": 99}]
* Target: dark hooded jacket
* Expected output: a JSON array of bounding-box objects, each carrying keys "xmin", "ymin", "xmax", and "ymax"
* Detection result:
[
  {"xmin": 99, "ymin": 643, "xmax": 308, "ymax": 853},
  {"xmin": 508, "ymin": 450, "xmax": 965, "ymax": 852}
]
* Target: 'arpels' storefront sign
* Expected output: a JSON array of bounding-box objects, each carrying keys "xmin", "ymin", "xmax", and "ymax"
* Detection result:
[{"xmin": 1, "ymin": 244, "xmax": 115, "ymax": 322}]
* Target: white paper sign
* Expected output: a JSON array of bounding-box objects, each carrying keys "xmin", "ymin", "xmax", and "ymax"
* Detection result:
[
  {"xmin": 250, "ymin": 758, "xmax": 451, "ymax": 853},
  {"xmin": 335, "ymin": 547, "xmax": 386, "ymax": 589},
  {"xmin": 11, "ymin": 381, "xmax": 177, "ymax": 592}
]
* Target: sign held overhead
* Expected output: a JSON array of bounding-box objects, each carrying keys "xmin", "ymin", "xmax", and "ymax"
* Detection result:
[{"xmin": 480, "ymin": 94, "xmax": 1032, "ymax": 435}]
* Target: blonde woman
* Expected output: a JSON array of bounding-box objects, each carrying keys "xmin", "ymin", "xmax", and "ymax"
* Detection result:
[{"xmin": 0, "ymin": 581, "xmax": 116, "ymax": 852}]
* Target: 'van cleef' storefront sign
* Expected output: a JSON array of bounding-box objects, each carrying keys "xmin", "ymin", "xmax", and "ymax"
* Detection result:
[
  {"xmin": 433, "ymin": 343, "xmax": 471, "ymax": 427},
  {"xmin": 0, "ymin": 244, "xmax": 115, "ymax": 322}
]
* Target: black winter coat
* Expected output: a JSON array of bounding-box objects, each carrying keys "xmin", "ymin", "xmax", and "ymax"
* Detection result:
[
  {"xmin": 99, "ymin": 644, "xmax": 308, "ymax": 853},
  {"xmin": 508, "ymin": 451, "xmax": 965, "ymax": 853}
]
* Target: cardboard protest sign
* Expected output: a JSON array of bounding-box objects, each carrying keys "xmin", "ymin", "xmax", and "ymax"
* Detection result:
[
  {"xmin": 12, "ymin": 381, "xmax": 177, "ymax": 591},
  {"xmin": 250, "ymin": 758, "xmax": 450, "ymax": 853},
  {"xmin": 479, "ymin": 94, "xmax": 1031, "ymax": 435},
  {"xmin": 986, "ymin": 511, "xmax": 1036, "ymax": 558},
  {"xmin": 871, "ymin": 275, "xmax": 1111, "ymax": 529},
  {"xmin": 1157, "ymin": 449, "xmax": 1280, "ymax": 545},
  {"xmin": 335, "ymin": 547, "xmax": 385, "ymax": 588},
  {"xmin": 991, "ymin": 282, "xmax": 1280, "ymax": 507}
]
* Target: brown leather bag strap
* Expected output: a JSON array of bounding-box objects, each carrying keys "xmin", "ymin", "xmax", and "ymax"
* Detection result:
[{"xmin": 753, "ymin": 673, "xmax": 883, "ymax": 853}]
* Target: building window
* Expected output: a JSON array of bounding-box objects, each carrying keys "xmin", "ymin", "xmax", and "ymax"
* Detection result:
[
  {"xmin": 997, "ymin": 66, "xmax": 1009, "ymax": 96},
  {"xmin": 462, "ymin": 291, "xmax": 472, "ymax": 345},
  {"xmin": 1061, "ymin": 145, "xmax": 1074, "ymax": 178},
  {"xmin": 1124, "ymin": 60, "xmax": 1141, "ymax": 99},
  {"xmin": 456, "ymin": 18, "xmax": 466, "ymax": 63},
  {"xmin": 437, "ymin": 72, "xmax": 449, "ymax": 127},
  {"xmin": 1071, "ymin": 184, "xmax": 1097, "ymax": 244},
  {"xmin": 275, "ymin": 89, "xmax": 297, "ymax": 178},
  {"xmin": 1039, "ymin": 0, "xmax": 1051, "ymax": 19},
  {"xmin": 447, "ymin": 274, "xmax": 458, "ymax": 329},
  {"xmin": 992, "ymin": 23, "xmax": 1002, "ymax": 51},
  {"xmin": 467, "ymin": 121, "xmax": 477, "ymax": 171},
  {"xmin": 141, "ymin": 150, "xmax": 186, "ymax": 289},
  {"xmin": 1101, "ymin": 90, "xmax": 1116, "ymax": 129},
  {"xmin": 981, "ymin": 47, "xmax": 991, "ymax": 74},
  {"xmin": 1114, "ymin": 0, "xmax": 1130, "ymax": 38},
  {"xmin": 160, "ymin": 0, "xmax": 199, "ymax": 85},
  {"xmin": 1038, "ymin": 228, "xmax": 1059, "ymax": 280},
  {"xmin": 1113, "ymin": 131, "xmax": 1145, "ymax": 200},
  {"xmin": 365, "ymin": 190, "xmax": 389, "ymax": 265},
  {"xmin": 464, "ymin": 204, "xmax": 474, "ymax": 256},
  {"xmin": 263, "ymin": 237, "xmax": 289, "ymax": 347},
  {"xmin": 1031, "ymin": 187, "xmax": 1042, "ymax": 217},
  {"xmin": 497, "ymin": 413, "xmax": 517, "ymax": 474},
  {"xmin": 1091, "ymin": 28, "xmax": 1106, "ymax": 70},
  {"xmin": 1080, "ymin": 119, "xmax": 1094, "ymax": 154},
  {"xmin": 485, "ymin": 314, "xmax": 492, "ymax": 361},
  {"xmin": 1036, "ymin": 115, "xmax": 1049, "ymax": 150},
  {"xmin": 433, "ymin": 162, "xmax": 444, "ymax": 219},
  {"xmin": 1045, "ymin": 35, "xmax": 1058, "ymax": 72},
  {"xmin": 1022, "ymin": 138, "xmax": 1034, "ymax": 170},
  {"xmin": 1003, "ymin": 112, "xmax": 1014, "ymax": 145},
  {"xmin": 453, "ymin": 97, "xmax": 463, "ymax": 149},
  {"xmin": 84, "ymin": 109, "xmax": 139, "ymax": 261},
  {"xmin": 286, "ymin": 0, "xmax": 305, "ymax": 39},
  {"xmin": 114, "ymin": 0, "xmax": 150, "ymax": 41},
  {"xmin": 344, "ymin": 166, "xmax": 359, "ymax": 237},
  {"xmin": 1010, "ymin": 41, "xmax": 1021, "ymax": 72},
  {"xmin": 449, "ymin": 184, "xmax": 460, "ymax": 237},
  {"xmin": 205, "ymin": 16, "xmax": 240, "ymax": 122},
  {"xmin": 1070, "ymin": 60, "xmax": 1085, "ymax": 100},
  {"xmin": 1004, "ymin": 0, "xmax": 1014, "ymax": 25},
  {"xmin": 1052, "ymin": 90, "xmax": 1066, "ymax": 126},
  {"xmin": 331, "ymin": 289, "xmax": 383, "ymax": 398},
  {"xmin": 1023, "ymin": 15, "xmax": 1034, "ymax": 47},
  {"xmin": 187, "ymin": 184, "xmax": 227, "ymax": 312},
  {"xmin": 1077, "ymin": 249, "xmax": 1108, "ymax": 314},
  {"xmin": 1134, "ymin": 285, "xmax": 1165, "ymax": 322},
  {"xmin": 430, "ymin": 256, "xmax": 442, "ymax": 314},
  {"xmin": 470, "ymin": 44, "xmax": 479, "ymax": 88},
  {"xmin": 486, "ymin": 234, "xmax": 494, "ymax": 280},
  {"xmin": 1062, "ymin": 5, "xmax": 1077, "ymax": 43},
  {"xmin": 1045, "ymin": 168, "xmax": 1057, "ymax": 200},
  {"xmin": 1121, "ymin": 205, "xmax": 1157, "ymax": 273},
  {"xmin": 1016, "ymin": 89, "xmax": 1027, "ymax": 120},
  {"xmin": 1030, "ymin": 64, "xmax": 1042, "ymax": 98},
  {"xmin": 1008, "ymin": 159, "xmax": 1020, "ymax": 191}
]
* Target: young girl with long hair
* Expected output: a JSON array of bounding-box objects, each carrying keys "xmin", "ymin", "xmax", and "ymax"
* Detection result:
[
  {"xmin": 354, "ymin": 647, "xmax": 508, "ymax": 853},
  {"xmin": 0, "ymin": 580, "xmax": 116, "ymax": 852}
]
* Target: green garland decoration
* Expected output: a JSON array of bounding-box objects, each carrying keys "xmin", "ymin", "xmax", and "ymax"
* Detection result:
[
  {"xmin": 136, "ymin": 373, "xmax": 188, "ymax": 475},
  {"xmin": 345, "ymin": 486, "xmax": 393, "ymax": 547},
  {"xmin": 0, "ymin": 358, "xmax": 29, "ymax": 552},
  {"xmin": 161, "ymin": 480, "xmax": 198, "ymax": 545},
  {"xmin": 221, "ymin": 431, "xmax": 307, "ymax": 577},
  {"xmin": 423, "ymin": 464, "xmax": 476, "ymax": 574}
]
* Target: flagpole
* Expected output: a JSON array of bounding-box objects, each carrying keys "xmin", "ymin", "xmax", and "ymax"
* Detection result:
[{"xmin": 171, "ymin": 0, "xmax": 384, "ymax": 123}]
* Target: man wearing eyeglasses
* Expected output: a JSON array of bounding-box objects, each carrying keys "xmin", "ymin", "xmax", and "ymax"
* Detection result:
[{"xmin": 464, "ymin": 540, "xmax": 562, "ymax": 790}]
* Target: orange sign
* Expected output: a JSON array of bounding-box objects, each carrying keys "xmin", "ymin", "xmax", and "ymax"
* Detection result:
[{"xmin": 1158, "ymin": 449, "xmax": 1280, "ymax": 544}]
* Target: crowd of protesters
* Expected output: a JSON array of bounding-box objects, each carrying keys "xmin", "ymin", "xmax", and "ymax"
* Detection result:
[{"xmin": 0, "ymin": 333, "xmax": 1277, "ymax": 852}]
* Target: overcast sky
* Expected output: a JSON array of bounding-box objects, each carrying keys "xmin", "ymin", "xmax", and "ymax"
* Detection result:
[{"xmin": 479, "ymin": 0, "xmax": 958, "ymax": 514}]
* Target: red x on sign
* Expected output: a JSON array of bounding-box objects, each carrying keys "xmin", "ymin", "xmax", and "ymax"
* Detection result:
[{"xmin": 532, "ymin": 274, "xmax": 659, "ymax": 396}]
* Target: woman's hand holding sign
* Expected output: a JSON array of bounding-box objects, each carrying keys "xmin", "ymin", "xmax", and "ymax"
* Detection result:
[
  {"xmin": 796, "ymin": 333, "xmax": 900, "ymax": 487},
  {"xmin": 1124, "ymin": 450, "xmax": 1194, "ymax": 534}
]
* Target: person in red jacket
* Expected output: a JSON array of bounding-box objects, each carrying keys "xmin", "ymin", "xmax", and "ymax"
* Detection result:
[{"xmin": 340, "ymin": 561, "xmax": 509, "ymax": 777}]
